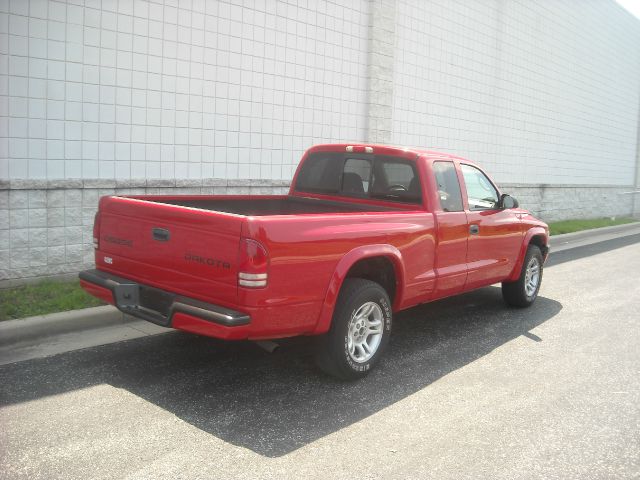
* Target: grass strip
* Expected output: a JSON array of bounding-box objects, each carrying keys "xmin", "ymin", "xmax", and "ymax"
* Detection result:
[
  {"xmin": 0, "ymin": 279, "xmax": 105, "ymax": 321},
  {"xmin": 548, "ymin": 217, "xmax": 636, "ymax": 235}
]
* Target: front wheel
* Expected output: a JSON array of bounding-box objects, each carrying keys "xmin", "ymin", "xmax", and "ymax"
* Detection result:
[
  {"xmin": 502, "ymin": 245, "xmax": 543, "ymax": 307},
  {"xmin": 315, "ymin": 278, "xmax": 392, "ymax": 380}
]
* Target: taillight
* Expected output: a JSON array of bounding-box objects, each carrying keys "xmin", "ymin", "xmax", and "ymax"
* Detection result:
[
  {"xmin": 93, "ymin": 211, "xmax": 100, "ymax": 249},
  {"xmin": 238, "ymin": 238, "xmax": 268, "ymax": 288}
]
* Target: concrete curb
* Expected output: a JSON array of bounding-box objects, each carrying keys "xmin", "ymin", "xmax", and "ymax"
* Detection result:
[
  {"xmin": 0, "ymin": 306, "xmax": 132, "ymax": 347},
  {"xmin": 1, "ymin": 220, "xmax": 639, "ymax": 349}
]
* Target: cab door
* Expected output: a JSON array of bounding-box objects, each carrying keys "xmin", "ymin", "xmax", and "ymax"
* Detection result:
[
  {"xmin": 430, "ymin": 161, "xmax": 469, "ymax": 300},
  {"xmin": 459, "ymin": 163, "xmax": 523, "ymax": 290}
]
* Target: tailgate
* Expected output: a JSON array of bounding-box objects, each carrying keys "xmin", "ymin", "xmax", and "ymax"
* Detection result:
[{"xmin": 96, "ymin": 196, "xmax": 243, "ymax": 306}]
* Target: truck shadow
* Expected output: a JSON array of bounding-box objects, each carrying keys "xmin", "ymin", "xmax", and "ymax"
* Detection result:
[{"xmin": 0, "ymin": 287, "xmax": 562, "ymax": 457}]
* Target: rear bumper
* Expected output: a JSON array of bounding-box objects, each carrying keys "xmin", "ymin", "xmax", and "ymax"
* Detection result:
[{"xmin": 79, "ymin": 269, "xmax": 251, "ymax": 336}]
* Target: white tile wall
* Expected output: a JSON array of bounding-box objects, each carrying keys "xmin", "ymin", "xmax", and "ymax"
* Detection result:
[
  {"xmin": 391, "ymin": 0, "xmax": 640, "ymax": 186},
  {"xmin": 1, "ymin": 0, "xmax": 370, "ymax": 181}
]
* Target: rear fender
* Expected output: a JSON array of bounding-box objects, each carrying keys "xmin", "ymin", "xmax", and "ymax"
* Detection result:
[
  {"xmin": 311, "ymin": 245, "xmax": 405, "ymax": 335},
  {"xmin": 507, "ymin": 227, "xmax": 549, "ymax": 282}
]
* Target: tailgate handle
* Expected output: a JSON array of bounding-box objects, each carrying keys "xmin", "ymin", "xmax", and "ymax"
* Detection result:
[{"xmin": 152, "ymin": 228, "xmax": 170, "ymax": 242}]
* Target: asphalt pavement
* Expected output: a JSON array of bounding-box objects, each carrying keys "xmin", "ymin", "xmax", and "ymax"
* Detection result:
[{"xmin": 0, "ymin": 236, "xmax": 639, "ymax": 479}]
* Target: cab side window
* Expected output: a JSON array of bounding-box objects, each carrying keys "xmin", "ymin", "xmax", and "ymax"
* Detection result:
[
  {"xmin": 433, "ymin": 161, "xmax": 464, "ymax": 212},
  {"xmin": 460, "ymin": 164, "xmax": 499, "ymax": 210}
]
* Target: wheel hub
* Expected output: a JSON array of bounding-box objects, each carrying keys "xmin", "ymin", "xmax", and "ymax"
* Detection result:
[
  {"xmin": 524, "ymin": 257, "xmax": 540, "ymax": 297},
  {"xmin": 347, "ymin": 301, "xmax": 384, "ymax": 363}
]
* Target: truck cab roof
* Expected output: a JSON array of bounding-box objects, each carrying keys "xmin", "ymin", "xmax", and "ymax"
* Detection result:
[{"xmin": 306, "ymin": 143, "xmax": 479, "ymax": 167}]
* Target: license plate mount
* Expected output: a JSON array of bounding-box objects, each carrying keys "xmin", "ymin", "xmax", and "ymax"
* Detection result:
[{"xmin": 139, "ymin": 286, "xmax": 174, "ymax": 317}]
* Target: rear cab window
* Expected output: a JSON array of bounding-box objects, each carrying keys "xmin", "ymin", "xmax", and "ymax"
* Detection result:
[{"xmin": 295, "ymin": 152, "xmax": 422, "ymax": 205}]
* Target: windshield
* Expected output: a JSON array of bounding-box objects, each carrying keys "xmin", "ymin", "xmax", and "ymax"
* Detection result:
[{"xmin": 294, "ymin": 153, "xmax": 422, "ymax": 204}]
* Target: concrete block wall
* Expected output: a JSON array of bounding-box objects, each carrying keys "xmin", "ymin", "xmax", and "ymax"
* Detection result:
[
  {"xmin": 1, "ymin": 0, "xmax": 640, "ymax": 283},
  {"xmin": 502, "ymin": 184, "xmax": 635, "ymax": 222},
  {"xmin": 0, "ymin": 179, "xmax": 289, "ymax": 283},
  {"xmin": 0, "ymin": 0, "xmax": 371, "ymax": 283},
  {"xmin": 366, "ymin": 0, "xmax": 395, "ymax": 144},
  {"xmin": 390, "ymin": 0, "xmax": 640, "ymax": 187},
  {"xmin": 0, "ymin": 0, "xmax": 370, "ymax": 182}
]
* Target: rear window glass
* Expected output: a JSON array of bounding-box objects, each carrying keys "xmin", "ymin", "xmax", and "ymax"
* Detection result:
[
  {"xmin": 295, "ymin": 153, "xmax": 422, "ymax": 204},
  {"xmin": 343, "ymin": 158, "xmax": 371, "ymax": 195},
  {"xmin": 382, "ymin": 162, "xmax": 415, "ymax": 187},
  {"xmin": 294, "ymin": 155, "xmax": 342, "ymax": 193}
]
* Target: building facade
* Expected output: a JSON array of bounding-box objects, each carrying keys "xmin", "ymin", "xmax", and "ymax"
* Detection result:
[{"xmin": 1, "ymin": 0, "xmax": 639, "ymax": 283}]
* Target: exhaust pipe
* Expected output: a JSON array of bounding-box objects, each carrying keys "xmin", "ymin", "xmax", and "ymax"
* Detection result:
[{"xmin": 254, "ymin": 340, "xmax": 280, "ymax": 353}]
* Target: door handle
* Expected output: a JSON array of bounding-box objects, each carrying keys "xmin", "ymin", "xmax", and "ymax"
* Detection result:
[
  {"xmin": 469, "ymin": 224, "xmax": 480, "ymax": 235},
  {"xmin": 152, "ymin": 228, "xmax": 170, "ymax": 242}
]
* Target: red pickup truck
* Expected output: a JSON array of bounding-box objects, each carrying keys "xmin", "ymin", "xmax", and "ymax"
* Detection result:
[{"xmin": 80, "ymin": 144, "xmax": 549, "ymax": 379}]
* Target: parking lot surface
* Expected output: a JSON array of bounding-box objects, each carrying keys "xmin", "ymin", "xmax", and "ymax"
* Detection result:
[{"xmin": 1, "ymin": 237, "xmax": 639, "ymax": 479}]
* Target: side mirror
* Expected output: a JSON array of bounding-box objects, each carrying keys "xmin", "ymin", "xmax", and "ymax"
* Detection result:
[{"xmin": 500, "ymin": 194, "xmax": 519, "ymax": 209}]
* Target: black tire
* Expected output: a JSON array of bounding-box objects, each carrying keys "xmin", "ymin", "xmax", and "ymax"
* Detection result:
[
  {"xmin": 315, "ymin": 278, "xmax": 392, "ymax": 380},
  {"xmin": 502, "ymin": 245, "xmax": 543, "ymax": 308}
]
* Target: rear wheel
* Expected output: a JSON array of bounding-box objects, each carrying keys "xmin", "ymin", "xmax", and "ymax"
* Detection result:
[
  {"xmin": 315, "ymin": 279, "xmax": 392, "ymax": 380},
  {"xmin": 502, "ymin": 245, "xmax": 543, "ymax": 307}
]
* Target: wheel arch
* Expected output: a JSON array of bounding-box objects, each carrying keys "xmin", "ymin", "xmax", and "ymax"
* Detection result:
[
  {"xmin": 311, "ymin": 245, "xmax": 405, "ymax": 335},
  {"xmin": 507, "ymin": 227, "xmax": 549, "ymax": 282}
]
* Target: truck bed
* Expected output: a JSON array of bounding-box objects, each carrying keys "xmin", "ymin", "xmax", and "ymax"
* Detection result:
[
  {"xmin": 94, "ymin": 194, "xmax": 405, "ymax": 310},
  {"xmin": 139, "ymin": 195, "xmax": 400, "ymax": 216}
]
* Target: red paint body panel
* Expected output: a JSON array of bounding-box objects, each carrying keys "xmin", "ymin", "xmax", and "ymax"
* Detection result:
[
  {"xmin": 80, "ymin": 144, "xmax": 549, "ymax": 341},
  {"xmin": 79, "ymin": 279, "xmax": 114, "ymax": 305},
  {"xmin": 507, "ymin": 225, "xmax": 549, "ymax": 281},
  {"xmin": 312, "ymin": 243, "xmax": 411, "ymax": 335},
  {"xmin": 97, "ymin": 195, "xmax": 242, "ymax": 307}
]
